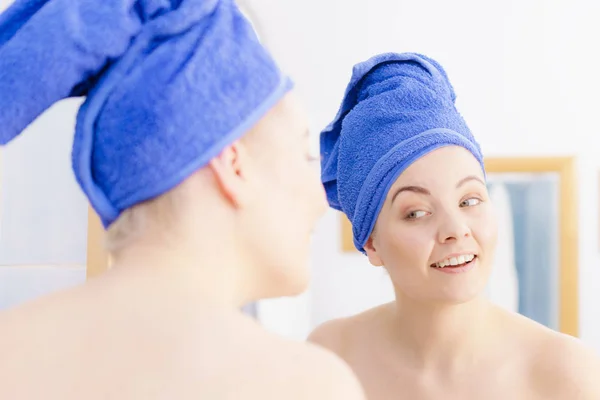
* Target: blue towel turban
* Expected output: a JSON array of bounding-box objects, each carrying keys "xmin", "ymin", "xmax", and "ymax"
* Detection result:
[
  {"xmin": 0, "ymin": 0, "xmax": 292, "ymax": 227},
  {"xmin": 320, "ymin": 52, "xmax": 484, "ymax": 253}
]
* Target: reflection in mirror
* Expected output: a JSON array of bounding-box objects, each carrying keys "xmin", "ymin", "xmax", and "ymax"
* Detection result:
[{"xmin": 340, "ymin": 156, "xmax": 579, "ymax": 336}]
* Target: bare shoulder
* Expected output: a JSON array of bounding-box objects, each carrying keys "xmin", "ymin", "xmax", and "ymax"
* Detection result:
[
  {"xmin": 532, "ymin": 330, "xmax": 600, "ymax": 398},
  {"xmin": 489, "ymin": 306, "xmax": 600, "ymax": 398},
  {"xmin": 0, "ymin": 297, "xmax": 366, "ymax": 400},
  {"xmin": 231, "ymin": 325, "xmax": 365, "ymax": 400},
  {"xmin": 173, "ymin": 314, "xmax": 366, "ymax": 400},
  {"xmin": 0, "ymin": 285, "xmax": 84, "ymax": 348},
  {"xmin": 272, "ymin": 340, "xmax": 366, "ymax": 400},
  {"xmin": 308, "ymin": 303, "xmax": 391, "ymax": 357},
  {"xmin": 307, "ymin": 315, "xmax": 352, "ymax": 355},
  {"xmin": 0, "ymin": 288, "xmax": 90, "ymax": 396}
]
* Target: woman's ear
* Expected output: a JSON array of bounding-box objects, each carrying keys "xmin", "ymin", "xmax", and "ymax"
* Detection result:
[
  {"xmin": 208, "ymin": 140, "xmax": 249, "ymax": 209},
  {"xmin": 364, "ymin": 235, "xmax": 384, "ymax": 267}
]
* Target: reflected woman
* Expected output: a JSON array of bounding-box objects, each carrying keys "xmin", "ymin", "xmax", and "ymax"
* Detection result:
[{"xmin": 309, "ymin": 52, "xmax": 600, "ymax": 399}]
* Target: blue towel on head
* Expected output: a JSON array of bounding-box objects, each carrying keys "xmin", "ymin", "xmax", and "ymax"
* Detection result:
[
  {"xmin": 320, "ymin": 52, "xmax": 484, "ymax": 253},
  {"xmin": 0, "ymin": 0, "xmax": 292, "ymax": 227}
]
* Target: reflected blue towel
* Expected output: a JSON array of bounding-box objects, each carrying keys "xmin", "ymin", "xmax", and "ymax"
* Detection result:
[
  {"xmin": 0, "ymin": 0, "xmax": 292, "ymax": 227},
  {"xmin": 320, "ymin": 53, "xmax": 484, "ymax": 253}
]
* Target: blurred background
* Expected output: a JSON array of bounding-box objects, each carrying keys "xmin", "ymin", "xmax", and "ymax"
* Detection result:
[{"xmin": 1, "ymin": 0, "xmax": 599, "ymax": 352}]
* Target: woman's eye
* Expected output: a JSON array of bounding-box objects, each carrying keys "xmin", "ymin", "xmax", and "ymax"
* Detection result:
[
  {"xmin": 460, "ymin": 198, "xmax": 481, "ymax": 208},
  {"xmin": 406, "ymin": 210, "xmax": 429, "ymax": 220}
]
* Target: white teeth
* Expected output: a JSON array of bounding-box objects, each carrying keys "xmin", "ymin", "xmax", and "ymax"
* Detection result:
[{"xmin": 434, "ymin": 254, "xmax": 476, "ymax": 268}]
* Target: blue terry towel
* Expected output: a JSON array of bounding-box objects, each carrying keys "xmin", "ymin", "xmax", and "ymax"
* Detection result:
[
  {"xmin": 320, "ymin": 52, "xmax": 484, "ymax": 253},
  {"xmin": 0, "ymin": 0, "xmax": 292, "ymax": 227}
]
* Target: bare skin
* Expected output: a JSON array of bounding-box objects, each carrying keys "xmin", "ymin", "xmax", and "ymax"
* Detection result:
[
  {"xmin": 0, "ymin": 94, "xmax": 366, "ymax": 400},
  {"xmin": 311, "ymin": 301, "xmax": 600, "ymax": 400},
  {"xmin": 309, "ymin": 147, "xmax": 600, "ymax": 400},
  {"xmin": 0, "ymin": 272, "xmax": 363, "ymax": 399}
]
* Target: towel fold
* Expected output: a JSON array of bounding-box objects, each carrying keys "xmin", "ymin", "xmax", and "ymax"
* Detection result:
[
  {"xmin": 320, "ymin": 53, "xmax": 483, "ymax": 253},
  {"xmin": 0, "ymin": 0, "xmax": 292, "ymax": 227}
]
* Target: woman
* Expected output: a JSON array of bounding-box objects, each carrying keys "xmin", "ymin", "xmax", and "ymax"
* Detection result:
[
  {"xmin": 0, "ymin": 1, "xmax": 365, "ymax": 399},
  {"xmin": 310, "ymin": 52, "xmax": 600, "ymax": 399}
]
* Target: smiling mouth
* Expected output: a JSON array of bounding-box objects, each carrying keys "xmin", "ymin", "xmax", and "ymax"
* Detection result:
[{"xmin": 430, "ymin": 254, "xmax": 477, "ymax": 269}]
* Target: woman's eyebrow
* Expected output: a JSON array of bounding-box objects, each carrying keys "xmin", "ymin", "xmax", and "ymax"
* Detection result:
[
  {"xmin": 456, "ymin": 175, "xmax": 485, "ymax": 188},
  {"xmin": 391, "ymin": 185, "xmax": 430, "ymax": 204}
]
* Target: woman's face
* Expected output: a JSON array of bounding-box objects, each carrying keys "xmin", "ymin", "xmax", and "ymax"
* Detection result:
[
  {"xmin": 365, "ymin": 146, "xmax": 497, "ymax": 304},
  {"xmin": 240, "ymin": 92, "xmax": 327, "ymax": 298}
]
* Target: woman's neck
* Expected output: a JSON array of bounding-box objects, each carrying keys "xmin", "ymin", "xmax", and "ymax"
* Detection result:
[
  {"xmin": 99, "ymin": 233, "xmax": 259, "ymax": 312},
  {"xmin": 388, "ymin": 293, "xmax": 499, "ymax": 372}
]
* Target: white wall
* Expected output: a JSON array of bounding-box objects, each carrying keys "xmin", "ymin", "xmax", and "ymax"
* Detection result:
[
  {"xmin": 0, "ymin": 97, "xmax": 89, "ymax": 309},
  {"xmin": 248, "ymin": 0, "xmax": 600, "ymax": 350}
]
